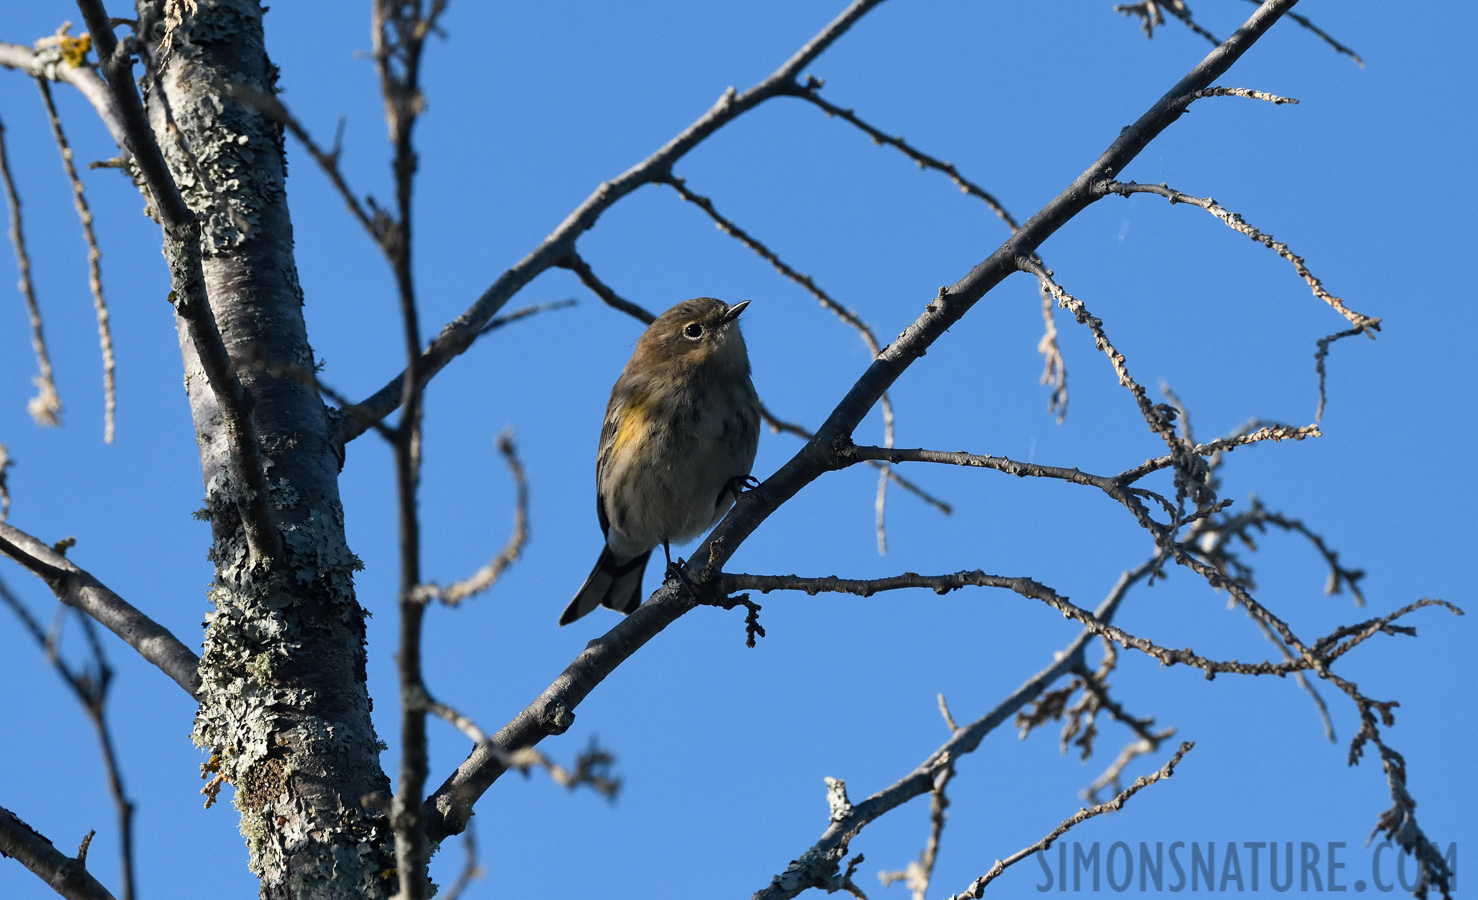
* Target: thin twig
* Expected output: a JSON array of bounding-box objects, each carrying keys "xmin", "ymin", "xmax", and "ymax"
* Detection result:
[
  {"xmin": 1245, "ymin": 608, "xmax": 1336, "ymax": 742},
  {"xmin": 942, "ymin": 742, "xmax": 1195, "ymax": 899},
  {"xmin": 438, "ymin": 821, "xmax": 485, "ymax": 900},
  {"xmin": 558, "ymin": 253, "xmax": 654, "ymax": 323},
  {"xmin": 1037, "ymin": 280, "xmax": 1068, "ymax": 422},
  {"xmin": 1021, "ymin": 260, "xmax": 1186, "ymax": 456},
  {"xmin": 1118, "ymin": 423, "xmax": 1319, "ymax": 484},
  {"xmin": 785, "ymin": 84, "xmax": 1078, "ymax": 420},
  {"xmin": 1237, "ymin": 0, "xmax": 1363, "ymax": 66},
  {"xmin": 37, "ymin": 78, "xmax": 115, "ymax": 442},
  {"xmin": 373, "ymin": 2, "xmax": 451, "ymax": 896},
  {"xmin": 1184, "ymin": 85, "xmax": 1298, "ymax": 104},
  {"xmin": 767, "ymin": 406, "xmax": 952, "ymax": 516},
  {"xmin": 839, "ymin": 441, "xmax": 1175, "ymax": 539},
  {"xmin": 1022, "ymin": 260, "xmax": 1221, "ymax": 519},
  {"xmin": 936, "ymin": 693, "xmax": 957, "ymax": 733},
  {"xmin": 791, "ymin": 85, "xmax": 1020, "ymax": 231},
  {"xmin": 721, "ymin": 570, "xmax": 1457, "ymax": 679},
  {"xmin": 659, "ymin": 172, "xmax": 905, "ymax": 550},
  {"xmin": 229, "ymin": 86, "xmax": 379, "ymax": 240},
  {"xmin": 1115, "ymin": 1, "xmax": 1220, "ymax": 45},
  {"xmin": 768, "ymin": 405, "xmax": 955, "ymax": 514},
  {"xmin": 0, "ymin": 110, "xmax": 62, "ymax": 426},
  {"xmin": 878, "ymin": 754, "xmax": 953, "ymax": 900},
  {"xmin": 660, "ymin": 174, "xmax": 882, "ymax": 354},
  {"xmin": 418, "ymin": 431, "xmax": 528, "ymax": 605},
  {"xmin": 479, "ymin": 298, "xmax": 578, "ymax": 334},
  {"xmin": 1101, "ymin": 180, "xmax": 1380, "ymax": 334},
  {"xmin": 1314, "ymin": 327, "xmax": 1362, "ymax": 422}
]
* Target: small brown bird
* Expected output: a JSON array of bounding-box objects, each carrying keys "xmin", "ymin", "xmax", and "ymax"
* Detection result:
[{"xmin": 561, "ymin": 298, "xmax": 760, "ymax": 625}]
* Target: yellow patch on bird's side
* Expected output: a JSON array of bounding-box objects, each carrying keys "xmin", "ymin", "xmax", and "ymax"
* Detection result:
[{"xmin": 610, "ymin": 394, "xmax": 652, "ymax": 459}]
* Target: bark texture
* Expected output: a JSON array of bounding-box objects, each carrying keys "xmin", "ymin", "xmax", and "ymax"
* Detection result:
[{"xmin": 139, "ymin": 1, "xmax": 393, "ymax": 896}]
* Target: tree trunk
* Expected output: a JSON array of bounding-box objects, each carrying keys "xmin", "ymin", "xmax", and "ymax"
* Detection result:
[{"xmin": 141, "ymin": 1, "xmax": 393, "ymax": 895}]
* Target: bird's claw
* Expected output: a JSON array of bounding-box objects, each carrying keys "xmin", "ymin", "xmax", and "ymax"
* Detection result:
[
  {"xmin": 664, "ymin": 557, "xmax": 691, "ymax": 585},
  {"xmin": 726, "ymin": 474, "xmax": 761, "ymax": 497}
]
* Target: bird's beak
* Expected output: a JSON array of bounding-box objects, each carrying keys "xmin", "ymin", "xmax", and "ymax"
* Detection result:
[{"xmin": 722, "ymin": 300, "xmax": 750, "ymax": 323}]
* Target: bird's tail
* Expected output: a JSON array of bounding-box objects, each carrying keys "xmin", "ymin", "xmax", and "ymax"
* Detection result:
[{"xmin": 560, "ymin": 546, "xmax": 652, "ymax": 625}]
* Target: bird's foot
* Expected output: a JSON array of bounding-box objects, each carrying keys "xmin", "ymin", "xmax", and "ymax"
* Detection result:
[
  {"xmin": 725, "ymin": 474, "xmax": 761, "ymax": 498},
  {"xmin": 663, "ymin": 557, "xmax": 691, "ymax": 586}
]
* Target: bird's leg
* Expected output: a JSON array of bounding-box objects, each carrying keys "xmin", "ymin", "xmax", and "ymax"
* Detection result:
[{"xmin": 662, "ymin": 541, "xmax": 690, "ymax": 584}]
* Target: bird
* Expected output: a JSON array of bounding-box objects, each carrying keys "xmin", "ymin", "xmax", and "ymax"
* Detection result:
[{"xmin": 561, "ymin": 297, "xmax": 760, "ymax": 625}]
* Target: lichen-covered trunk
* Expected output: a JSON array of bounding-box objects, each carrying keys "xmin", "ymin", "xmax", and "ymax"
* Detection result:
[{"xmin": 139, "ymin": 1, "xmax": 393, "ymax": 896}]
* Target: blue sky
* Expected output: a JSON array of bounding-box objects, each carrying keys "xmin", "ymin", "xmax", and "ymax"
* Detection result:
[{"xmin": 1, "ymin": 2, "xmax": 1473, "ymax": 897}]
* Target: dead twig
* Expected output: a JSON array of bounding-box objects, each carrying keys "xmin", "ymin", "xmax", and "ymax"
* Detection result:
[
  {"xmin": 943, "ymin": 742, "xmax": 1195, "ymax": 899},
  {"xmin": 0, "ymin": 110, "xmax": 61, "ymax": 426},
  {"xmin": 37, "ymin": 78, "xmax": 115, "ymax": 441}
]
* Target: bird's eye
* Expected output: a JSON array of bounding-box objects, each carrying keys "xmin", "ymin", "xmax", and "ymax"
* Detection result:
[{"xmin": 683, "ymin": 322, "xmax": 704, "ymax": 340}]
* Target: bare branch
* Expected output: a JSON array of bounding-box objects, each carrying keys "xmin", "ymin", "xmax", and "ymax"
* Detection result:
[
  {"xmin": 371, "ymin": 0, "xmax": 446, "ymax": 893},
  {"xmin": 0, "ymin": 108, "xmax": 62, "ymax": 426},
  {"xmin": 1196, "ymin": 497, "xmax": 1366, "ymax": 606},
  {"xmin": 1037, "ymin": 281, "xmax": 1068, "ymax": 422},
  {"xmin": 942, "ymin": 742, "xmax": 1195, "ymax": 900},
  {"xmin": 37, "ymin": 77, "xmax": 115, "ymax": 442},
  {"xmin": 1237, "ymin": 0, "xmax": 1364, "ymax": 66},
  {"xmin": 1065, "ymin": 661, "xmax": 1178, "ymax": 800},
  {"xmin": 0, "ymin": 36, "xmax": 131, "ymax": 159},
  {"xmin": 0, "ymin": 520, "xmax": 201, "ymax": 697},
  {"xmin": 479, "ymin": 298, "xmax": 577, "ymax": 335},
  {"xmin": 839, "ymin": 440, "xmax": 1185, "ymax": 542},
  {"xmin": 722, "ymin": 569, "xmax": 1457, "ymax": 680},
  {"xmin": 437, "ymin": 822, "xmax": 485, "ymax": 900},
  {"xmin": 1020, "ymin": 260, "xmax": 1193, "ymax": 479},
  {"xmin": 1241, "ymin": 607, "xmax": 1337, "ymax": 743},
  {"xmin": 504, "ymin": 741, "xmax": 622, "ymax": 800},
  {"xmin": 1184, "ymin": 85, "xmax": 1298, "ymax": 104},
  {"xmin": 1115, "ymin": 1, "xmax": 1219, "ymax": 45},
  {"xmin": 0, "ymin": 804, "xmax": 118, "ymax": 900},
  {"xmin": 661, "ymin": 174, "xmax": 883, "ymax": 354},
  {"xmin": 790, "ymin": 84, "xmax": 1020, "ymax": 231},
  {"xmin": 418, "ymin": 431, "xmax": 528, "ymax": 605},
  {"xmin": 1314, "ymin": 326, "xmax": 1362, "ymax": 422},
  {"xmin": 1118, "ymin": 423, "xmax": 1319, "ymax": 484},
  {"xmin": 338, "ymin": 0, "xmax": 889, "ymax": 443},
  {"xmin": 228, "ymin": 85, "xmax": 379, "ymax": 243},
  {"xmin": 1101, "ymin": 180, "xmax": 1380, "ymax": 334},
  {"xmin": 558, "ymin": 253, "xmax": 654, "ymax": 323},
  {"xmin": 877, "ymin": 754, "xmax": 953, "ymax": 900}
]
